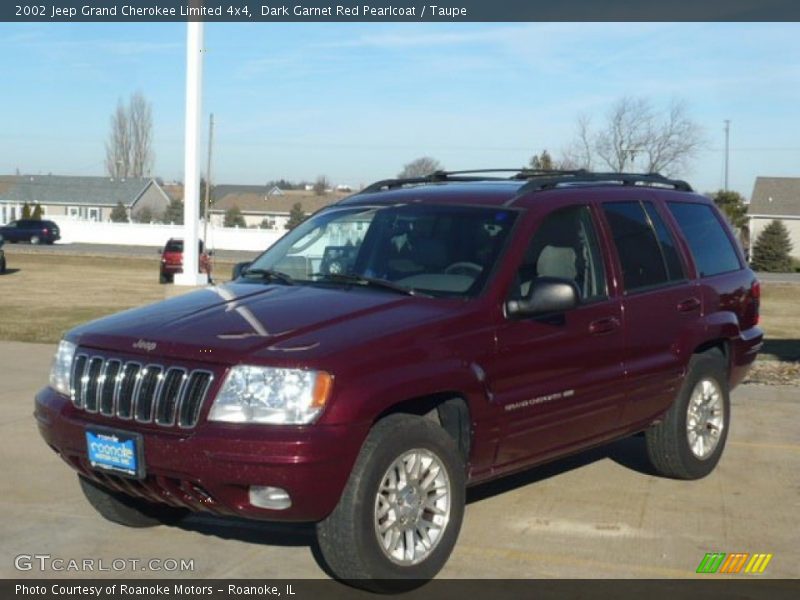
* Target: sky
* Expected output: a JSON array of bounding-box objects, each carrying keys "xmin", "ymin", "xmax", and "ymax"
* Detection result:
[{"xmin": 1, "ymin": 22, "xmax": 799, "ymax": 197}]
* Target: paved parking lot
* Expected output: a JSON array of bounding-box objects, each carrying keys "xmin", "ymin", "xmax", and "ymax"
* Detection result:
[{"xmin": 1, "ymin": 341, "xmax": 798, "ymax": 579}]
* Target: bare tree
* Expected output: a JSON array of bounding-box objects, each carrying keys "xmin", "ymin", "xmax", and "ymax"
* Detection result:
[
  {"xmin": 562, "ymin": 97, "xmax": 705, "ymax": 176},
  {"xmin": 105, "ymin": 92, "xmax": 154, "ymax": 178},
  {"xmin": 560, "ymin": 115, "xmax": 594, "ymax": 170},
  {"xmin": 642, "ymin": 100, "xmax": 705, "ymax": 174},
  {"xmin": 594, "ymin": 97, "xmax": 654, "ymax": 172},
  {"xmin": 105, "ymin": 100, "xmax": 131, "ymax": 179},
  {"xmin": 313, "ymin": 175, "xmax": 330, "ymax": 196},
  {"xmin": 398, "ymin": 157, "xmax": 443, "ymax": 179},
  {"xmin": 129, "ymin": 92, "xmax": 154, "ymax": 177}
]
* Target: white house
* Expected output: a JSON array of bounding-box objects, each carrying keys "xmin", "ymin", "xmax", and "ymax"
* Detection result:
[{"xmin": 749, "ymin": 177, "xmax": 800, "ymax": 259}]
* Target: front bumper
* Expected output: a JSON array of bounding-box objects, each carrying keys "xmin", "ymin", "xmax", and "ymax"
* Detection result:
[{"xmin": 35, "ymin": 387, "xmax": 368, "ymax": 522}]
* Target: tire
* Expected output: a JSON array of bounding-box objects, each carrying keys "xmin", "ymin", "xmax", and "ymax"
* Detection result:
[
  {"xmin": 159, "ymin": 272, "xmax": 172, "ymax": 284},
  {"xmin": 0, "ymin": 257, "xmax": 5, "ymax": 274},
  {"xmin": 645, "ymin": 350, "xmax": 730, "ymax": 480},
  {"xmin": 316, "ymin": 414, "xmax": 465, "ymax": 590},
  {"xmin": 78, "ymin": 475, "xmax": 188, "ymax": 528},
  {"xmin": 30, "ymin": 235, "xmax": 40, "ymax": 245}
]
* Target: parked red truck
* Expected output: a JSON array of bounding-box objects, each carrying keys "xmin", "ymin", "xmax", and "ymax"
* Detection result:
[{"xmin": 36, "ymin": 170, "xmax": 762, "ymax": 587}]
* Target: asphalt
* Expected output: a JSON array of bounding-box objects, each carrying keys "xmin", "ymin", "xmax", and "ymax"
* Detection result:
[{"xmin": 1, "ymin": 341, "xmax": 798, "ymax": 580}]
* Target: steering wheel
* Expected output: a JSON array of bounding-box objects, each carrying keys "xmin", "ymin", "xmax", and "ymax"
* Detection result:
[{"xmin": 444, "ymin": 262, "xmax": 483, "ymax": 277}]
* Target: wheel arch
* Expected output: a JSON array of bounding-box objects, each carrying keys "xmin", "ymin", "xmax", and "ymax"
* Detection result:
[{"xmin": 374, "ymin": 393, "xmax": 472, "ymax": 465}]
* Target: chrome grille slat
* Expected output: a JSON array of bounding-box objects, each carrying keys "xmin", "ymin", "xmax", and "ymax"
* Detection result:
[
  {"xmin": 134, "ymin": 365, "xmax": 163, "ymax": 423},
  {"xmin": 99, "ymin": 360, "xmax": 121, "ymax": 416},
  {"xmin": 155, "ymin": 368, "xmax": 187, "ymax": 426},
  {"xmin": 116, "ymin": 362, "xmax": 141, "ymax": 419},
  {"xmin": 84, "ymin": 357, "xmax": 103, "ymax": 413},
  {"xmin": 178, "ymin": 370, "xmax": 214, "ymax": 428},
  {"xmin": 71, "ymin": 355, "xmax": 88, "ymax": 407},
  {"xmin": 69, "ymin": 352, "xmax": 212, "ymax": 429}
]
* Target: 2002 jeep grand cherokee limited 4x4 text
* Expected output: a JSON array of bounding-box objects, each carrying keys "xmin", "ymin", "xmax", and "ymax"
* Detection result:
[{"xmin": 36, "ymin": 170, "xmax": 762, "ymax": 585}]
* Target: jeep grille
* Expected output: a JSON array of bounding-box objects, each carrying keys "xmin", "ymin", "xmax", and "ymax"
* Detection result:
[{"xmin": 70, "ymin": 354, "xmax": 214, "ymax": 428}]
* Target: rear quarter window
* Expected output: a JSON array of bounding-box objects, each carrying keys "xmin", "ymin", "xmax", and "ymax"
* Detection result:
[{"xmin": 667, "ymin": 202, "xmax": 742, "ymax": 277}]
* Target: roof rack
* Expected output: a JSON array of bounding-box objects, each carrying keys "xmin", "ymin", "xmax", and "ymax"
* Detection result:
[
  {"xmin": 514, "ymin": 170, "xmax": 693, "ymax": 193},
  {"xmin": 358, "ymin": 168, "xmax": 530, "ymax": 194},
  {"xmin": 356, "ymin": 169, "xmax": 692, "ymax": 196}
]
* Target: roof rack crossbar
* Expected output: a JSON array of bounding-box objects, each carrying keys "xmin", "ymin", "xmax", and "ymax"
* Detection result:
[
  {"xmin": 358, "ymin": 170, "xmax": 518, "ymax": 194},
  {"xmin": 513, "ymin": 171, "xmax": 693, "ymax": 195}
]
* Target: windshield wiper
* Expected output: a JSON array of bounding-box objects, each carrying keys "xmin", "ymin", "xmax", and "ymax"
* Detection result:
[
  {"xmin": 314, "ymin": 272, "xmax": 420, "ymax": 297},
  {"xmin": 242, "ymin": 268, "xmax": 296, "ymax": 285}
]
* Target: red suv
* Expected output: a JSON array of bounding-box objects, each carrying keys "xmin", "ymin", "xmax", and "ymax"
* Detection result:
[
  {"xmin": 158, "ymin": 238, "xmax": 212, "ymax": 283},
  {"xmin": 36, "ymin": 171, "xmax": 762, "ymax": 586}
]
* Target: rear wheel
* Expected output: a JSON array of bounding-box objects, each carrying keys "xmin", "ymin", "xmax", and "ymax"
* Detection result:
[
  {"xmin": 78, "ymin": 475, "xmax": 188, "ymax": 527},
  {"xmin": 0, "ymin": 256, "xmax": 5, "ymax": 274},
  {"xmin": 645, "ymin": 351, "xmax": 730, "ymax": 479},
  {"xmin": 317, "ymin": 414, "xmax": 465, "ymax": 589}
]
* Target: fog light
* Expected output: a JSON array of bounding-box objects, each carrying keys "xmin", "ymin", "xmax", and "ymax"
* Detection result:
[{"xmin": 249, "ymin": 486, "xmax": 291, "ymax": 510}]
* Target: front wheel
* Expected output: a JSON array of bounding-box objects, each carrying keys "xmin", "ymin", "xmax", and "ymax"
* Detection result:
[
  {"xmin": 316, "ymin": 414, "xmax": 465, "ymax": 588},
  {"xmin": 78, "ymin": 475, "xmax": 188, "ymax": 527},
  {"xmin": 645, "ymin": 351, "xmax": 730, "ymax": 479}
]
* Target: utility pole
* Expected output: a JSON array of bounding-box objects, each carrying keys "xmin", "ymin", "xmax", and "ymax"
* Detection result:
[
  {"xmin": 203, "ymin": 112, "xmax": 214, "ymax": 250},
  {"xmin": 723, "ymin": 119, "xmax": 730, "ymax": 191}
]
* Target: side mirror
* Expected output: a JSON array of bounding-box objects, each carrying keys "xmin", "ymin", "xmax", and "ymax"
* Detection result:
[
  {"xmin": 506, "ymin": 277, "xmax": 579, "ymax": 318},
  {"xmin": 232, "ymin": 261, "xmax": 251, "ymax": 280}
]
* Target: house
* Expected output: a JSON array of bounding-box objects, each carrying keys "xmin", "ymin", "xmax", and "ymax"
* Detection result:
[
  {"xmin": 208, "ymin": 185, "xmax": 348, "ymax": 229},
  {"xmin": 749, "ymin": 177, "xmax": 800, "ymax": 259},
  {"xmin": 0, "ymin": 175, "xmax": 171, "ymax": 224}
]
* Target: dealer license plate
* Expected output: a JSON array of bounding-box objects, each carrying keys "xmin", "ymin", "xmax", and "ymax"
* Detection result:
[{"xmin": 85, "ymin": 428, "xmax": 142, "ymax": 478}]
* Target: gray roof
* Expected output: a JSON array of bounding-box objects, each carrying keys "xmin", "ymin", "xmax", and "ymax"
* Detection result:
[
  {"xmin": 750, "ymin": 177, "xmax": 800, "ymax": 216},
  {"xmin": 0, "ymin": 175, "xmax": 159, "ymax": 207}
]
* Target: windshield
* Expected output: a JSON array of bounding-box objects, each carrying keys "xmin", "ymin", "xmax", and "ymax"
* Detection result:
[{"xmin": 244, "ymin": 204, "xmax": 518, "ymax": 297}]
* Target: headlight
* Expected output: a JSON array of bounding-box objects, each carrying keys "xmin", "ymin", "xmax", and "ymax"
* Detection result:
[
  {"xmin": 208, "ymin": 365, "xmax": 332, "ymax": 425},
  {"xmin": 49, "ymin": 340, "xmax": 77, "ymax": 396}
]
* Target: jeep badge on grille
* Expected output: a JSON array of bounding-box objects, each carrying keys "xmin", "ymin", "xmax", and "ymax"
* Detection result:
[{"xmin": 132, "ymin": 339, "xmax": 157, "ymax": 352}]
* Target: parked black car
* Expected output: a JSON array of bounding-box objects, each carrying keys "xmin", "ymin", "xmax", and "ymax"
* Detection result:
[{"xmin": 0, "ymin": 219, "xmax": 60, "ymax": 244}]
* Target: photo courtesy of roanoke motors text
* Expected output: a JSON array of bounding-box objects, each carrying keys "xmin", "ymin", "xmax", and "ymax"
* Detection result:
[{"xmin": 0, "ymin": 0, "xmax": 799, "ymax": 599}]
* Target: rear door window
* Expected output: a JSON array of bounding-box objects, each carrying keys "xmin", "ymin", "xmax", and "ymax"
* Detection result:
[
  {"xmin": 667, "ymin": 202, "xmax": 741, "ymax": 277},
  {"xmin": 602, "ymin": 201, "xmax": 684, "ymax": 293}
]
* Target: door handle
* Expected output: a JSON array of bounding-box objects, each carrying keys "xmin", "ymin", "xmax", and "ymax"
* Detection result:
[
  {"xmin": 677, "ymin": 297, "xmax": 701, "ymax": 313},
  {"xmin": 589, "ymin": 317, "xmax": 620, "ymax": 335}
]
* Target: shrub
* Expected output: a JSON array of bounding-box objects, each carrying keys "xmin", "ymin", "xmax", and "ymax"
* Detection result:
[
  {"xmin": 751, "ymin": 220, "xmax": 793, "ymax": 272},
  {"xmin": 224, "ymin": 205, "xmax": 246, "ymax": 228}
]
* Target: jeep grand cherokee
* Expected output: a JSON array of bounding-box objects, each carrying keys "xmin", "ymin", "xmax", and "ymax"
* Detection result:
[{"xmin": 35, "ymin": 170, "xmax": 762, "ymax": 586}]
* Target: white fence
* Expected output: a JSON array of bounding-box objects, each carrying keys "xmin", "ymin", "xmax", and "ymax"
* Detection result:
[{"xmin": 49, "ymin": 217, "xmax": 283, "ymax": 252}]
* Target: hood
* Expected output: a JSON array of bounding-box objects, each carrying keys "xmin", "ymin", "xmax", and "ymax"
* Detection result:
[{"xmin": 70, "ymin": 282, "xmax": 458, "ymax": 365}]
